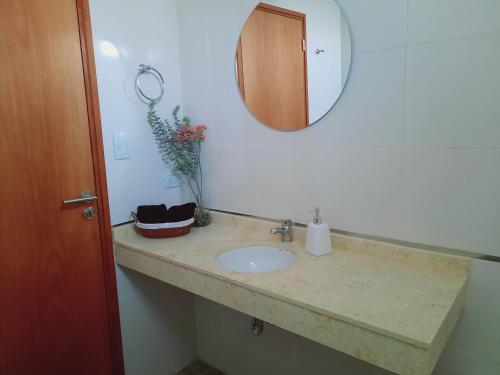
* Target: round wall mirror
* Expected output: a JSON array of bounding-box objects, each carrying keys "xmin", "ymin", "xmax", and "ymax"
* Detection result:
[{"xmin": 236, "ymin": 1, "xmax": 352, "ymax": 131}]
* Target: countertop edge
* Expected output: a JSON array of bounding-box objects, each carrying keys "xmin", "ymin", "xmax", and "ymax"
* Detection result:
[
  {"xmin": 115, "ymin": 244, "xmax": 443, "ymax": 375},
  {"xmin": 114, "ymin": 239, "xmax": 445, "ymax": 350}
]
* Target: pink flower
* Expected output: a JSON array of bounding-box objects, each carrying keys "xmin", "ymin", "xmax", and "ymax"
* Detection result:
[{"xmin": 171, "ymin": 123, "xmax": 207, "ymax": 143}]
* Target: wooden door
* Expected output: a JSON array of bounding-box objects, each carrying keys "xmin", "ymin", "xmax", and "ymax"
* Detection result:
[
  {"xmin": 0, "ymin": 1, "xmax": 123, "ymax": 374},
  {"xmin": 237, "ymin": 3, "xmax": 308, "ymax": 131}
]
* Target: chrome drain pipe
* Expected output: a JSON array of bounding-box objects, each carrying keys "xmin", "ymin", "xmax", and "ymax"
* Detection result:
[{"xmin": 250, "ymin": 318, "xmax": 264, "ymax": 336}]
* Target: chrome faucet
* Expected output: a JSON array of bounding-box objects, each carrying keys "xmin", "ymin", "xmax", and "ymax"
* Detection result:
[{"xmin": 271, "ymin": 219, "xmax": 293, "ymax": 242}]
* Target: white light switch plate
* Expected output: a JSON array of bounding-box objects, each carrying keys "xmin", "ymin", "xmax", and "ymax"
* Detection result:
[{"xmin": 113, "ymin": 132, "xmax": 132, "ymax": 160}]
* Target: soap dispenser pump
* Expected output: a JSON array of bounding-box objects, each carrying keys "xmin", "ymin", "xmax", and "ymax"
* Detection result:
[{"xmin": 305, "ymin": 208, "xmax": 332, "ymax": 256}]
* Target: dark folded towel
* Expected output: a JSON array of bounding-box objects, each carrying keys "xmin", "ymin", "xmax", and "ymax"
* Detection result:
[
  {"xmin": 166, "ymin": 202, "xmax": 196, "ymax": 223},
  {"xmin": 135, "ymin": 202, "xmax": 196, "ymax": 224},
  {"xmin": 136, "ymin": 204, "xmax": 169, "ymax": 224}
]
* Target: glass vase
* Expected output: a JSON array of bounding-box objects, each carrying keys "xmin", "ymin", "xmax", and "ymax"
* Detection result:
[{"xmin": 193, "ymin": 205, "xmax": 211, "ymax": 227}]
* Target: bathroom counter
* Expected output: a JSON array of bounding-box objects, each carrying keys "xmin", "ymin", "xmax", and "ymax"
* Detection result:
[{"xmin": 113, "ymin": 212, "xmax": 469, "ymax": 375}]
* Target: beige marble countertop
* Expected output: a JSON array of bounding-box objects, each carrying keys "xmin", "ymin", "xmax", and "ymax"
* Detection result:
[{"xmin": 113, "ymin": 212, "xmax": 469, "ymax": 375}]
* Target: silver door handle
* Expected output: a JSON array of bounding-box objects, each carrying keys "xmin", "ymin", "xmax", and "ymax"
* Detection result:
[{"xmin": 63, "ymin": 191, "xmax": 97, "ymax": 205}]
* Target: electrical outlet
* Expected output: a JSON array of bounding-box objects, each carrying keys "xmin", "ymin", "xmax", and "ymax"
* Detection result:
[
  {"xmin": 161, "ymin": 173, "xmax": 181, "ymax": 189},
  {"xmin": 113, "ymin": 132, "xmax": 132, "ymax": 160}
]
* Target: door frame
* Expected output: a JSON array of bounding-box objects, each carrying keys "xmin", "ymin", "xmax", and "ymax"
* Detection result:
[{"xmin": 75, "ymin": 1, "xmax": 124, "ymax": 373}]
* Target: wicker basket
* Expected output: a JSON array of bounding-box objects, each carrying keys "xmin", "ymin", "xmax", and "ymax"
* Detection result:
[{"xmin": 131, "ymin": 212, "xmax": 193, "ymax": 239}]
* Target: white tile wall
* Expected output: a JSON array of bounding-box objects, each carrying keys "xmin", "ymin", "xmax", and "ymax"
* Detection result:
[
  {"xmin": 400, "ymin": 149, "xmax": 500, "ymax": 253},
  {"xmin": 177, "ymin": 0, "xmax": 500, "ymax": 256},
  {"xmin": 210, "ymin": 146, "xmax": 294, "ymax": 219},
  {"xmin": 405, "ymin": 33, "xmax": 500, "ymax": 148},
  {"xmin": 90, "ymin": 0, "xmax": 187, "ymax": 225},
  {"xmin": 116, "ymin": 267, "xmax": 196, "ymax": 374},
  {"xmin": 434, "ymin": 259, "xmax": 500, "ymax": 375},
  {"xmin": 290, "ymin": 147, "xmax": 404, "ymax": 238},
  {"xmin": 89, "ymin": 2, "xmax": 198, "ymax": 375},
  {"xmin": 338, "ymin": 0, "xmax": 408, "ymax": 53},
  {"xmin": 407, "ymin": 0, "xmax": 500, "ymax": 44}
]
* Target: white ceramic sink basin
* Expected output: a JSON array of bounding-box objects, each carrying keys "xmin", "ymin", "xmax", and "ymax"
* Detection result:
[{"xmin": 215, "ymin": 246, "xmax": 296, "ymax": 273}]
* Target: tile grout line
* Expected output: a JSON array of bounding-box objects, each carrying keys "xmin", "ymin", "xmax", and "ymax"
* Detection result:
[
  {"xmin": 406, "ymin": 29, "xmax": 500, "ymax": 49},
  {"xmin": 400, "ymin": 0, "xmax": 410, "ymax": 196},
  {"xmin": 356, "ymin": 29, "xmax": 500, "ymax": 56},
  {"xmin": 204, "ymin": 145, "xmax": 500, "ymax": 151}
]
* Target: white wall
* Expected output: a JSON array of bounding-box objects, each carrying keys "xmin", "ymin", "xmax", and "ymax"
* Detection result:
[
  {"xmin": 89, "ymin": 1, "xmax": 197, "ymax": 374},
  {"xmin": 434, "ymin": 259, "xmax": 500, "ymax": 374},
  {"xmin": 90, "ymin": 0, "xmax": 186, "ymax": 225},
  {"xmin": 176, "ymin": 1, "xmax": 500, "ymax": 374},
  {"xmin": 117, "ymin": 267, "xmax": 196, "ymax": 375},
  {"xmin": 263, "ymin": 0, "xmax": 345, "ymax": 124},
  {"xmin": 177, "ymin": 0, "xmax": 500, "ymax": 257}
]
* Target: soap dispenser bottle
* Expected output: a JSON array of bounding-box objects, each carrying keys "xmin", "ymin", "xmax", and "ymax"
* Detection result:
[{"xmin": 305, "ymin": 208, "xmax": 332, "ymax": 256}]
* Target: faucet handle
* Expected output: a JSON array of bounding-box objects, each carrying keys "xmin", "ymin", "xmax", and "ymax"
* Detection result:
[{"xmin": 271, "ymin": 219, "xmax": 293, "ymax": 242}]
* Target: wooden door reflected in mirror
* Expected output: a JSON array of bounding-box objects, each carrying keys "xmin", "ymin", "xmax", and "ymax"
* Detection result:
[{"xmin": 236, "ymin": 1, "xmax": 351, "ymax": 132}]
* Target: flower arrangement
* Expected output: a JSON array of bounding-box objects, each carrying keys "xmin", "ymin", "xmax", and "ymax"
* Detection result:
[{"xmin": 147, "ymin": 103, "xmax": 210, "ymax": 226}]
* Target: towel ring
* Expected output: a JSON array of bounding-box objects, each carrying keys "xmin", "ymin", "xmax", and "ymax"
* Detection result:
[{"xmin": 135, "ymin": 64, "xmax": 165, "ymax": 105}]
